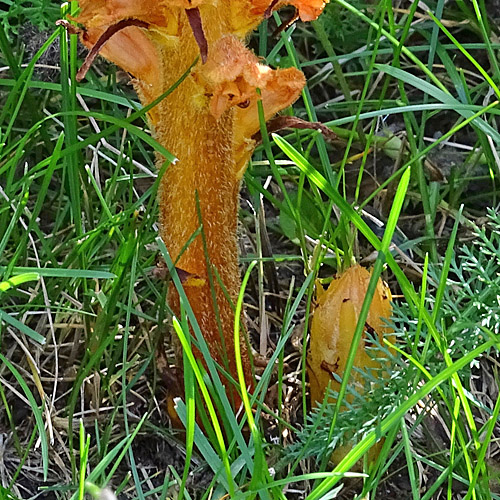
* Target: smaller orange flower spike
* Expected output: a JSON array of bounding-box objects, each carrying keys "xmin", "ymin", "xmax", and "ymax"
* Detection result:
[
  {"xmin": 308, "ymin": 265, "xmax": 393, "ymax": 407},
  {"xmin": 76, "ymin": 20, "xmax": 150, "ymax": 82},
  {"xmin": 308, "ymin": 265, "xmax": 393, "ymax": 464}
]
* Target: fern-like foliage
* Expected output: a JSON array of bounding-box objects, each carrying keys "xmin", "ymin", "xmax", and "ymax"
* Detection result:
[
  {"xmin": 283, "ymin": 208, "xmax": 500, "ymax": 468},
  {"xmin": 440, "ymin": 208, "xmax": 500, "ymax": 356},
  {"xmin": 0, "ymin": 0, "xmax": 59, "ymax": 36},
  {"xmin": 284, "ymin": 332, "xmax": 415, "ymax": 465}
]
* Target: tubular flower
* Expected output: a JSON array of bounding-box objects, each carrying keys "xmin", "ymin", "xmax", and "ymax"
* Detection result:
[
  {"xmin": 253, "ymin": 0, "xmax": 328, "ymax": 20},
  {"xmin": 194, "ymin": 35, "xmax": 305, "ymax": 175},
  {"xmin": 231, "ymin": 0, "xmax": 328, "ymax": 35},
  {"xmin": 72, "ymin": 0, "xmax": 328, "ymax": 416}
]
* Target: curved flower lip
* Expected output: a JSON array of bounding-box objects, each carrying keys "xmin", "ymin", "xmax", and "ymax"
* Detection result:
[
  {"xmin": 76, "ymin": 18, "xmax": 150, "ymax": 81},
  {"xmin": 232, "ymin": 66, "xmax": 305, "ymax": 177},
  {"xmin": 75, "ymin": 22, "xmax": 160, "ymax": 89}
]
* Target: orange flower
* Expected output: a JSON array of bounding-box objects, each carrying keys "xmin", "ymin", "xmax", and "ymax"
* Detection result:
[
  {"xmin": 252, "ymin": 0, "xmax": 328, "ymax": 21},
  {"xmin": 197, "ymin": 36, "xmax": 304, "ymax": 119},
  {"xmin": 80, "ymin": 24, "xmax": 159, "ymax": 86},
  {"xmin": 194, "ymin": 36, "xmax": 305, "ymax": 175},
  {"xmin": 308, "ymin": 266, "xmax": 393, "ymax": 463},
  {"xmin": 232, "ymin": 0, "xmax": 328, "ymax": 35}
]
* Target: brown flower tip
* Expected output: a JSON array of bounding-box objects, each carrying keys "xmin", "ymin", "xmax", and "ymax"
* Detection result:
[
  {"xmin": 251, "ymin": 116, "xmax": 337, "ymax": 144},
  {"xmin": 185, "ymin": 8, "xmax": 208, "ymax": 63},
  {"xmin": 56, "ymin": 19, "xmax": 82, "ymax": 35}
]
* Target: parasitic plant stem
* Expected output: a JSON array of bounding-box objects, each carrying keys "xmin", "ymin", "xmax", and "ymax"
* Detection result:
[{"xmin": 71, "ymin": 0, "xmax": 328, "ymax": 413}]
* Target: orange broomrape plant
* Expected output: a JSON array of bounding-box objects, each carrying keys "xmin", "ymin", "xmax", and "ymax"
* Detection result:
[
  {"xmin": 308, "ymin": 265, "xmax": 393, "ymax": 462},
  {"xmin": 72, "ymin": 0, "xmax": 328, "ymax": 409}
]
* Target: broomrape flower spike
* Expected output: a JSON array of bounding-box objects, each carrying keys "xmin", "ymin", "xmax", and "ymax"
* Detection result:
[
  {"xmin": 70, "ymin": 0, "xmax": 328, "ymax": 413},
  {"xmin": 308, "ymin": 265, "xmax": 394, "ymax": 464}
]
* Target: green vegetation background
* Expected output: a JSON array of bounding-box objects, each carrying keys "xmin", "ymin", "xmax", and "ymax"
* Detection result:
[{"xmin": 1, "ymin": 0, "xmax": 500, "ymax": 498}]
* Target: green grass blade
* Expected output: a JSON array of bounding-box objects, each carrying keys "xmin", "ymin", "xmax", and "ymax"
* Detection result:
[
  {"xmin": 0, "ymin": 308, "xmax": 45, "ymax": 344},
  {"xmin": 0, "ymin": 353, "xmax": 49, "ymax": 479},
  {"xmin": 0, "ymin": 273, "xmax": 39, "ymax": 293}
]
